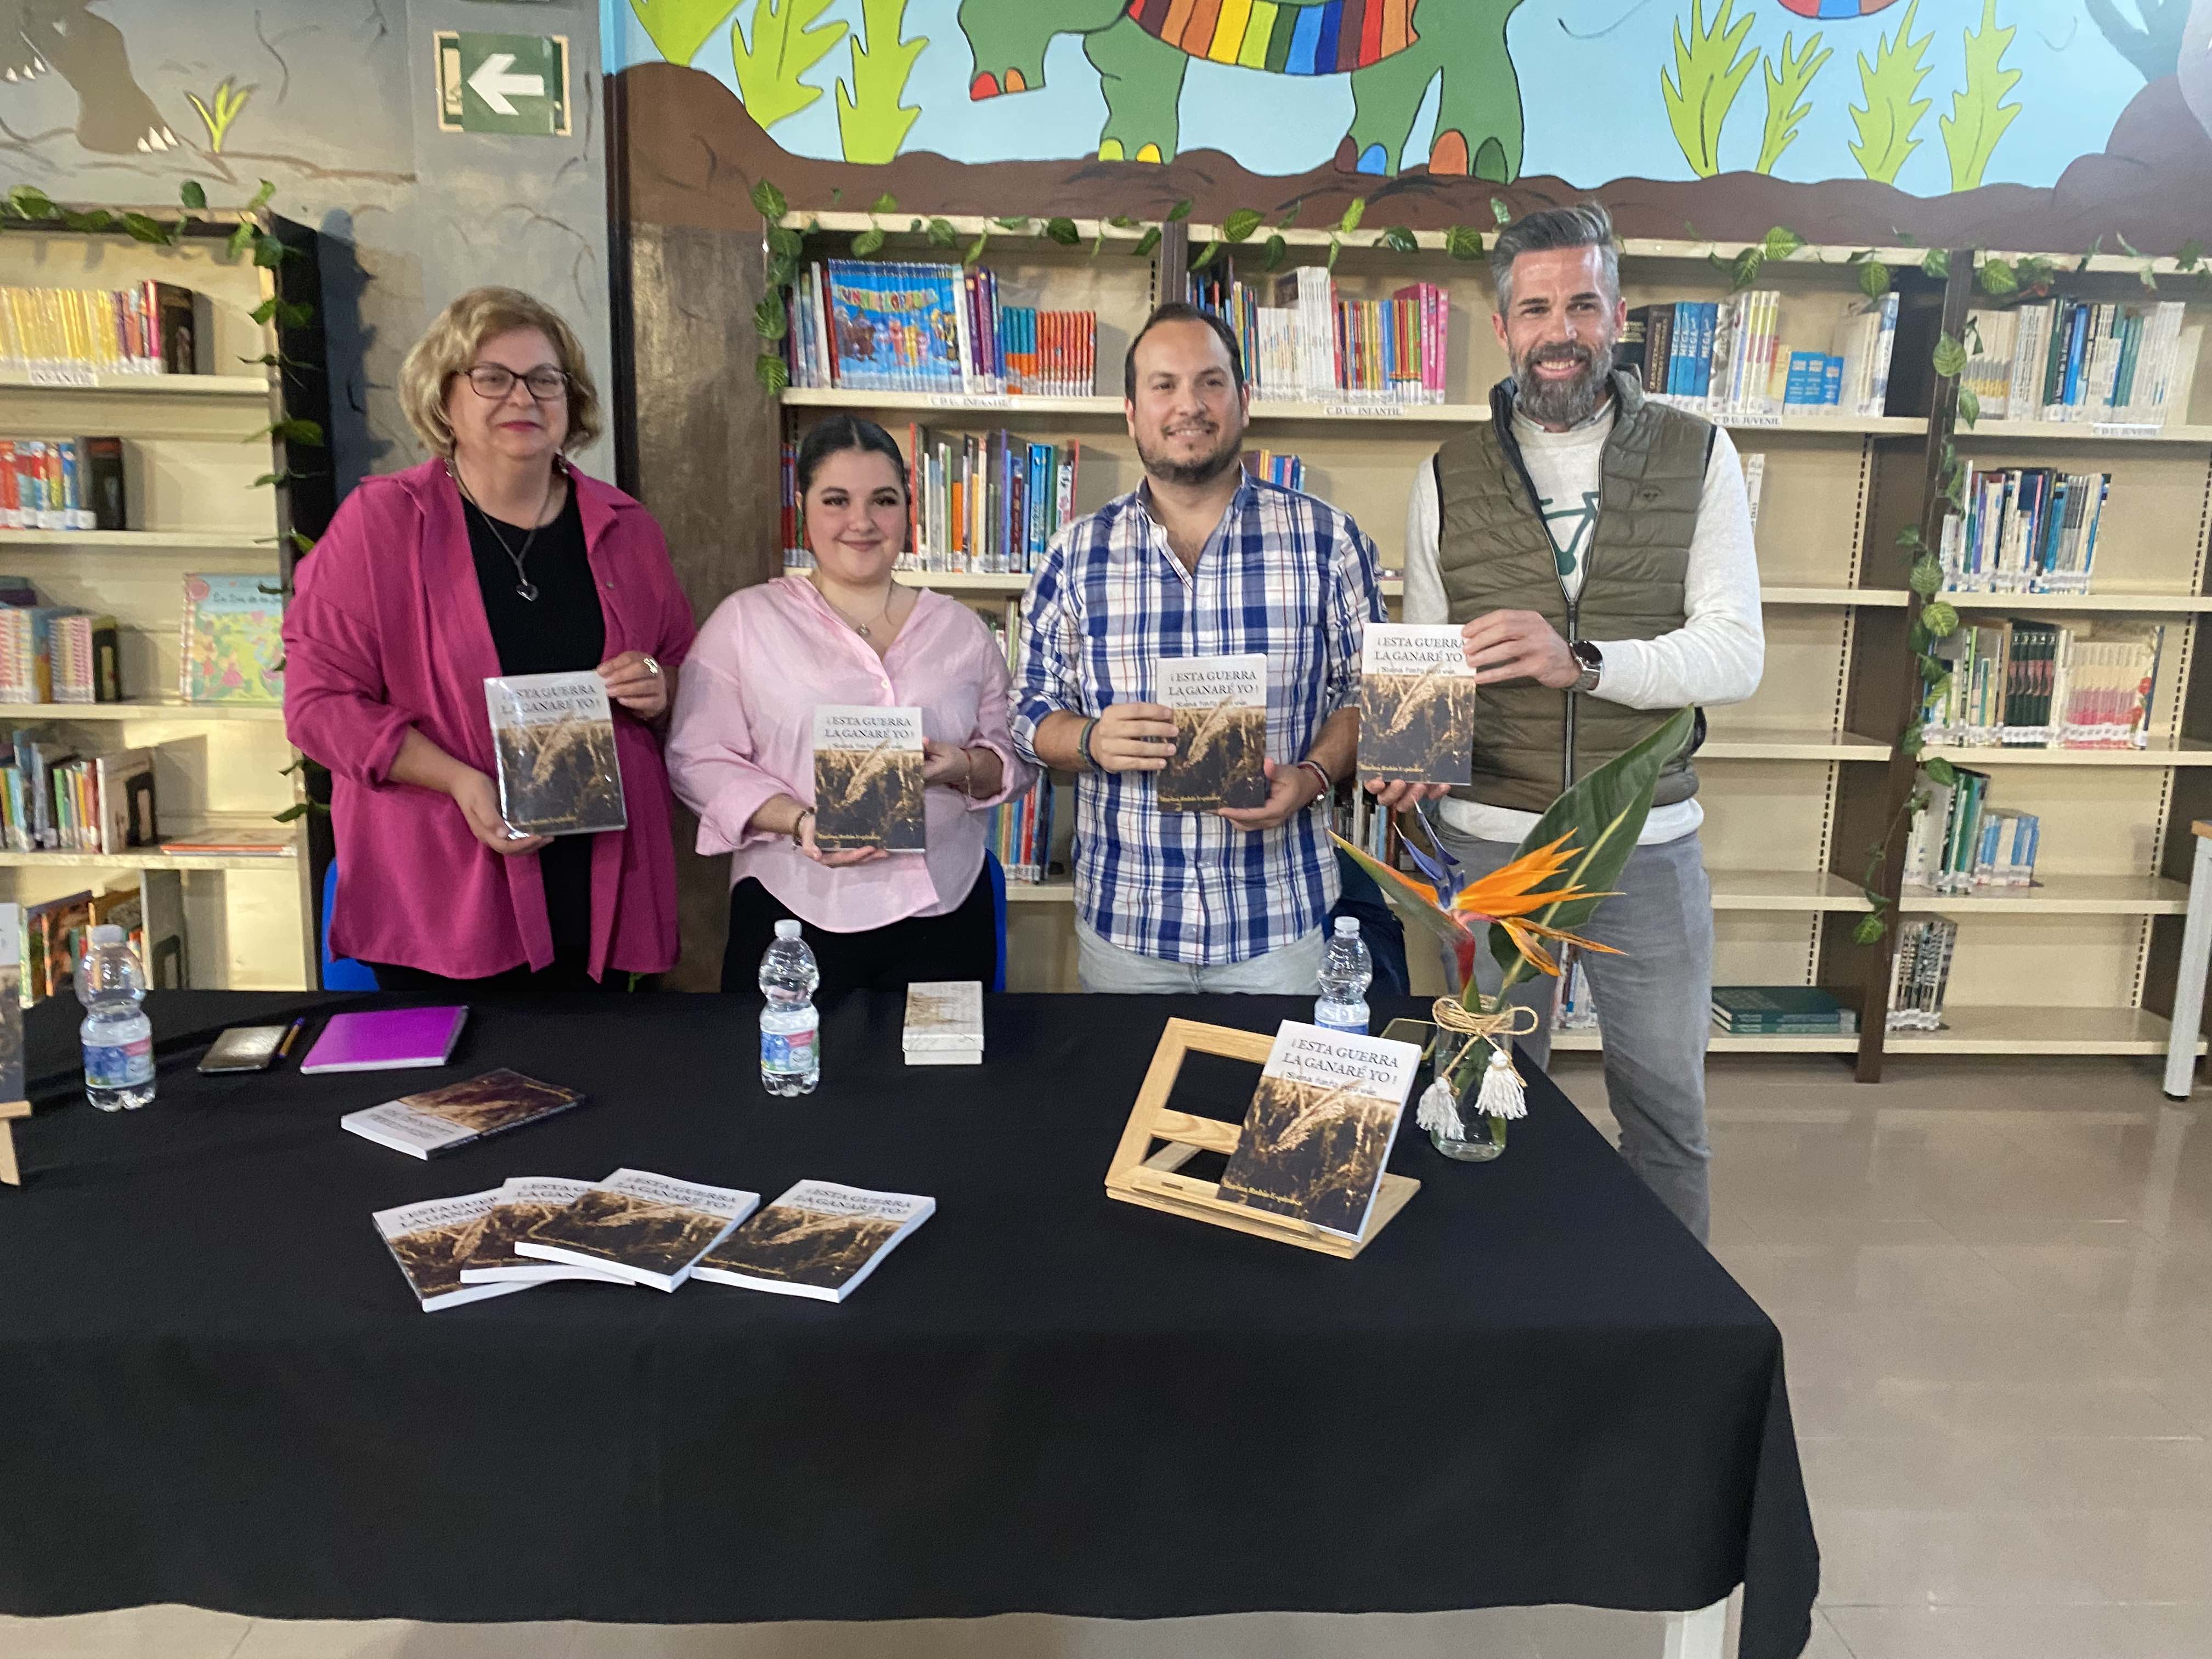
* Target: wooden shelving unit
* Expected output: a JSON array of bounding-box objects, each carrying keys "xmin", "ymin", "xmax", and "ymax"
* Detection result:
[
  {"xmin": 0, "ymin": 209, "xmax": 330, "ymax": 992},
  {"xmin": 770, "ymin": 214, "xmax": 2212, "ymax": 1077}
]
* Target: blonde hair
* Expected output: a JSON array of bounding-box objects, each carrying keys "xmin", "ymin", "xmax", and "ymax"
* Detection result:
[{"xmin": 398, "ymin": 286, "xmax": 603, "ymax": 458}]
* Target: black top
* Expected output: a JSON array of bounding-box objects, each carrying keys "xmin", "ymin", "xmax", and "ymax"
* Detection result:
[
  {"xmin": 1, "ymin": 991, "xmax": 1818, "ymax": 1659},
  {"xmin": 461, "ymin": 482, "xmax": 604, "ymax": 966}
]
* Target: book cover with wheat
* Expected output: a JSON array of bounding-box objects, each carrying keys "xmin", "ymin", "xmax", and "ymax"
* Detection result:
[
  {"xmin": 1158, "ymin": 654, "xmax": 1268, "ymax": 812},
  {"xmin": 1358, "ymin": 624, "xmax": 1478, "ymax": 784},
  {"xmin": 1215, "ymin": 1022, "xmax": 1423, "ymax": 1240},
  {"xmin": 483, "ymin": 671, "xmax": 626, "ymax": 836},
  {"xmin": 812, "ymin": 704, "xmax": 927, "ymax": 851},
  {"xmin": 693, "ymin": 1181, "xmax": 936, "ymax": 1301},
  {"xmin": 459, "ymin": 1176, "xmax": 631, "ymax": 1284},
  {"xmin": 371, "ymin": 1189, "xmax": 529, "ymax": 1311},
  {"xmin": 514, "ymin": 1167, "xmax": 760, "ymax": 1290}
]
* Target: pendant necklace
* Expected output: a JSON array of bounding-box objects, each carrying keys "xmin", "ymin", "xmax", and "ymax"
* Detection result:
[
  {"xmin": 819, "ymin": 580, "xmax": 898, "ymax": 640},
  {"xmin": 449, "ymin": 460, "xmax": 555, "ymax": 602}
]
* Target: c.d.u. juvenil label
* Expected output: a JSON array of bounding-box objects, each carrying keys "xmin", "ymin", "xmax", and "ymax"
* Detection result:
[
  {"xmin": 483, "ymin": 671, "xmax": 625, "ymax": 836},
  {"xmin": 812, "ymin": 705, "xmax": 926, "ymax": 851},
  {"xmin": 1358, "ymin": 624, "xmax": 1477, "ymax": 785},
  {"xmin": 1156, "ymin": 654, "xmax": 1267, "ymax": 812},
  {"xmin": 1215, "ymin": 1021, "xmax": 1421, "ymax": 1240}
]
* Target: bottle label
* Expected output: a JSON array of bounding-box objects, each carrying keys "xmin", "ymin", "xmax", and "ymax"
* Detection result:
[
  {"xmin": 761, "ymin": 1020, "xmax": 818, "ymax": 1075},
  {"xmin": 85, "ymin": 1034, "xmax": 153, "ymax": 1088}
]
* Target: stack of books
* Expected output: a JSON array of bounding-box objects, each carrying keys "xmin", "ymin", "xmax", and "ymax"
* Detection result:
[
  {"xmin": 1904, "ymin": 769, "xmax": 2039, "ymax": 894},
  {"xmin": 0, "ymin": 437, "xmax": 126, "ymax": 529},
  {"xmin": 1711, "ymin": 986, "xmax": 1858, "ymax": 1037},
  {"xmin": 1938, "ymin": 466, "xmax": 2109, "ymax": 594},
  {"xmin": 902, "ymin": 979, "xmax": 983, "ymax": 1068},
  {"xmin": 1, "ymin": 602, "xmax": 121, "ymax": 703},
  {"xmin": 785, "ymin": 260, "xmax": 1097, "ymax": 398},
  {"xmin": 0, "ymin": 282, "xmax": 206, "ymax": 379},
  {"xmin": 1886, "ymin": 917, "xmax": 1959, "ymax": 1032},
  {"xmin": 1922, "ymin": 620, "xmax": 2162, "ymax": 749},
  {"xmin": 1961, "ymin": 300, "xmax": 2197, "ymax": 426},
  {"xmin": 1190, "ymin": 265, "xmax": 1448, "ymax": 405},
  {"xmin": 1, "ymin": 738, "xmax": 154, "ymax": 853}
]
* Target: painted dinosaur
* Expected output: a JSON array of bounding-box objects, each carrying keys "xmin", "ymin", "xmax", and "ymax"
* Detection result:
[
  {"xmin": 0, "ymin": 0, "xmax": 177, "ymax": 155},
  {"xmin": 957, "ymin": 0, "xmax": 1528, "ymax": 180}
]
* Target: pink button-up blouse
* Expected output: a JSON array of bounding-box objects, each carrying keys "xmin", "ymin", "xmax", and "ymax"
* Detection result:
[
  {"xmin": 283, "ymin": 458, "xmax": 697, "ymax": 981},
  {"xmin": 666, "ymin": 577, "xmax": 1033, "ymax": 931}
]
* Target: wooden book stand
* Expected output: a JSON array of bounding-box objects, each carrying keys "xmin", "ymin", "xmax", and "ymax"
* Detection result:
[
  {"xmin": 1103, "ymin": 1018, "xmax": 1419, "ymax": 1260},
  {"xmin": 0, "ymin": 1098, "xmax": 26, "ymax": 1186}
]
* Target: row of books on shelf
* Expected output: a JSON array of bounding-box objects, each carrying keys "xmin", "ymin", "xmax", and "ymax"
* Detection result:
[
  {"xmin": 977, "ymin": 602, "xmax": 1054, "ymax": 883},
  {"xmin": 0, "ymin": 281, "xmax": 207, "ymax": 381},
  {"xmin": 1921, "ymin": 620, "xmax": 2162, "ymax": 749},
  {"xmin": 1886, "ymin": 917, "xmax": 1958, "ymax": 1032},
  {"xmin": 2, "ymin": 735, "xmax": 154, "ymax": 853},
  {"xmin": 1, "ymin": 573, "xmax": 283, "ymax": 704},
  {"xmin": 0, "ymin": 589, "xmax": 119, "ymax": 703},
  {"xmin": 1249, "ymin": 449, "xmax": 1306, "ymax": 491},
  {"xmin": 1960, "ymin": 301, "xmax": 2199, "ymax": 425},
  {"xmin": 1938, "ymin": 466, "xmax": 2108, "ymax": 594},
  {"xmin": 1189, "ymin": 266, "xmax": 1448, "ymax": 404},
  {"xmin": 1547, "ymin": 970, "xmax": 1864, "ymax": 1037},
  {"xmin": 784, "ymin": 260, "xmax": 1097, "ymax": 398},
  {"xmin": 1622, "ymin": 291, "xmax": 1899, "ymax": 420},
  {"xmin": 14, "ymin": 882, "xmax": 183, "ymax": 1007},
  {"xmin": 780, "ymin": 429, "xmax": 1083, "ymax": 577},
  {"xmin": 0, "ymin": 436, "xmax": 126, "ymax": 529},
  {"xmin": 1904, "ymin": 772, "xmax": 2040, "ymax": 894}
]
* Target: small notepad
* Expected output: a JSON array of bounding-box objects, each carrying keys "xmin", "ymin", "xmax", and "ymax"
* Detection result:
[{"xmin": 301, "ymin": 1007, "xmax": 469, "ymax": 1074}]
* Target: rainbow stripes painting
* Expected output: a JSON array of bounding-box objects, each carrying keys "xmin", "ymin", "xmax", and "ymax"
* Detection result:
[{"xmin": 1122, "ymin": 0, "xmax": 1421, "ymax": 76}]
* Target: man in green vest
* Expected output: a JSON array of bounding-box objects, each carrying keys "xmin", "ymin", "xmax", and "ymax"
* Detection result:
[{"xmin": 1383, "ymin": 203, "xmax": 1764, "ymax": 1242}]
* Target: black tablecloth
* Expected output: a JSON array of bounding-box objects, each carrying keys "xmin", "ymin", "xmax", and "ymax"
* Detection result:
[{"xmin": 0, "ymin": 992, "xmax": 1818, "ymax": 1658}]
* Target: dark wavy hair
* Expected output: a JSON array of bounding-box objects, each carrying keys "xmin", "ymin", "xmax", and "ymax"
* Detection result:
[
  {"xmin": 794, "ymin": 414, "xmax": 909, "ymax": 499},
  {"xmin": 1123, "ymin": 302, "xmax": 1246, "ymax": 400}
]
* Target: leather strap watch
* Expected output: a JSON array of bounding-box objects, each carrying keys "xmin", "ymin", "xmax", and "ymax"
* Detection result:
[{"xmin": 1570, "ymin": 640, "xmax": 1604, "ymax": 695}]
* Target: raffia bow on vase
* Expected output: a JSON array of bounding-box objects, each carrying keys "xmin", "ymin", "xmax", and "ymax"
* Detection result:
[{"xmin": 1416, "ymin": 997, "xmax": 1541, "ymax": 1133}]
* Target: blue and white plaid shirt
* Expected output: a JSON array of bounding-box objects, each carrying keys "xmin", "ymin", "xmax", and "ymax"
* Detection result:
[{"xmin": 1011, "ymin": 474, "xmax": 1383, "ymax": 966}]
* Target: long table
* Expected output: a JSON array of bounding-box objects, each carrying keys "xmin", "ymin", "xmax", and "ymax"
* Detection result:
[{"xmin": 0, "ymin": 991, "xmax": 1818, "ymax": 1658}]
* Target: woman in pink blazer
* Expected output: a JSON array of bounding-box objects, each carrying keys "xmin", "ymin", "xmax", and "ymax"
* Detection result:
[{"xmin": 284, "ymin": 287, "xmax": 696, "ymax": 992}]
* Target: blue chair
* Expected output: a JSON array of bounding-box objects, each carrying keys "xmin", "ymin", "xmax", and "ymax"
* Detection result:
[
  {"xmin": 1331, "ymin": 849, "xmax": 1410, "ymax": 997},
  {"xmin": 320, "ymin": 863, "xmax": 379, "ymax": 990},
  {"xmin": 984, "ymin": 848, "xmax": 1008, "ymax": 992}
]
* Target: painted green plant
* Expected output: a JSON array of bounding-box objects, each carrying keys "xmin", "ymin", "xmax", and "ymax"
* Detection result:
[
  {"xmin": 629, "ymin": 0, "xmax": 743, "ymax": 68},
  {"xmin": 733, "ymin": 0, "xmax": 847, "ymax": 130},
  {"xmin": 837, "ymin": 0, "xmax": 927, "ymax": 164},
  {"xmin": 185, "ymin": 77, "xmax": 252, "ymax": 154},
  {"xmin": 1662, "ymin": 0, "xmax": 1758, "ymax": 179},
  {"xmin": 1848, "ymin": 0, "xmax": 1933, "ymax": 185},
  {"xmin": 1756, "ymin": 31, "xmax": 1830, "ymax": 175},
  {"xmin": 1939, "ymin": 0, "xmax": 2021, "ymax": 192}
]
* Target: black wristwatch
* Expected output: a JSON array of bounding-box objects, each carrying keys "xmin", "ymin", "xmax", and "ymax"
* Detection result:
[{"xmin": 1570, "ymin": 640, "xmax": 1604, "ymax": 695}]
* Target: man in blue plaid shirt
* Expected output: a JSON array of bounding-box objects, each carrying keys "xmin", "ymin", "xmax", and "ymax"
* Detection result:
[{"xmin": 1011, "ymin": 304, "xmax": 1385, "ymax": 992}]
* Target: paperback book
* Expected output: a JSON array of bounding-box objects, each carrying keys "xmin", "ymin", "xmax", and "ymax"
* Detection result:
[
  {"xmin": 1157, "ymin": 654, "xmax": 1267, "ymax": 812},
  {"xmin": 691, "ymin": 1181, "xmax": 936, "ymax": 1302},
  {"xmin": 339, "ymin": 1066, "xmax": 583, "ymax": 1160},
  {"xmin": 811, "ymin": 704, "xmax": 926, "ymax": 852},
  {"xmin": 458, "ymin": 1176, "xmax": 633, "ymax": 1285},
  {"xmin": 1215, "ymin": 1020, "xmax": 1423, "ymax": 1240},
  {"xmin": 1357, "ymin": 624, "xmax": 1477, "ymax": 784},
  {"xmin": 372, "ymin": 1189, "xmax": 530, "ymax": 1312},
  {"xmin": 515, "ymin": 1167, "xmax": 760, "ymax": 1293},
  {"xmin": 903, "ymin": 978, "xmax": 982, "ymax": 1066},
  {"xmin": 1710, "ymin": 986, "xmax": 1858, "ymax": 1035},
  {"xmin": 178, "ymin": 574, "xmax": 283, "ymax": 703},
  {"xmin": 484, "ymin": 671, "xmax": 626, "ymax": 837},
  {"xmin": 302, "ymin": 1006, "xmax": 469, "ymax": 1073}
]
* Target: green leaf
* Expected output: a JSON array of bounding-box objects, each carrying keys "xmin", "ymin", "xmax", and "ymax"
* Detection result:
[
  {"xmin": 768, "ymin": 226, "xmax": 804, "ymax": 261},
  {"xmin": 273, "ymin": 802, "xmax": 311, "ymax": 824},
  {"xmin": 1920, "ymin": 247, "xmax": 1949, "ymax": 279},
  {"xmin": 1337, "ymin": 198, "xmax": 1365, "ymax": 235},
  {"xmin": 1938, "ymin": 0, "xmax": 2020, "ymax": 190},
  {"xmin": 755, "ymin": 351, "xmax": 791, "ymax": 394},
  {"xmin": 925, "ymin": 216, "xmax": 957, "ymax": 247},
  {"xmin": 870, "ymin": 191, "xmax": 897, "ymax": 216},
  {"xmin": 1923, "ymin": 756, "xmax": 1958, "ymax": 788},
  {"xmin": 1896, "ymin": 524, "xmax": 1925, "ymax": 551},
  {"xmin": 250, "ymin": 297, "xmax": 313, "ymax": 328},
  {"xmin": 751, "ymin": 179, "xmax": 789, "ymax": 221},
  {"xmin": 992, "ymin": 215, "xmax": 1030, "ymax": 232},
  {"xmin": 2178, "ymin": 240, "xmax": 2204, "ymax": 273},
  {"xmin": 1761, "ymin": 225, "xmax": 1804, "ymax": 261},
  {"xmin": 273, "ymin": 417, "xmax": 323, "ymax": 447},
  {"xmin": 1729, "ymin": 248, "xmax": 1763, "ymax": 291},
  {"xmin": 1491, "ymin": 196, "xmax": 1511, "ymax": 227},
  {"xmin": 2116, "ymin": 231, "xmax": 2141, "ymax": 258},
  {"xmin": 963, "ymin": 232, "xmax": 989, "ymax": 267},
  {"xmin": 124, "ymin": 211, "xmax": 174, "ymax": 244},
  {"xmin": 249, "ymin": 471, "xmax": 290, "ymax": 489},
  {"xmin": 1261, "ymin": 233, "xmax": 1288, "ymax": 272},
  {"xmin": 1443, "ymin": 225, "xmax": 1484, "ymax": 261},
  {"xmin": 1166, "ymin": 199, "xmax": 1193, "ymax": 223},
  {"xmin": 1107, "ymin": 214, "xmax": 1137, "ymax": 229},
  {"xmin": 1859, "ymin": 258, "xmax": 1892, "ymax": 298},
  {"xmin": 225, "ymin": 221, "xmax": 255, "ymax": 263},
  {"xmin": 1847, "ymin": 0, "xmax": 1934, "ymax": 184},
  {"xmin": 753, "ymin": 295, "xmax": 788, "ymax": 340},
  {"xmin": 1488, "ymin": 709, "xmax": 1697, "ymax": 984},
  {"xmin": 60, "ymin": 209, "xmax": 114, "ymax": 234},
  {"xmin": 179, "ymin": 181, "xmax": 207, "ymax": 211},
  {"xmin": 1932, "ymin": 332, "xmax": 1968, "ymax": 379},
  {"xmin": 1190, "ymin": 239, "xmax": 1222, "ymax": 272},
  {"xmin": 1376, "ymin": 225, "xmax": 1419, "ymax": 254},
  {"xmin": 1899, "ymin": 724, "xmax": 1926, "ymax": 758},
  {"xmin": 1661, "ymin": 0, "xmax": 1758, "ymax": 177},
  {"xmin": 1909, "ymin": 555, "xmax": 1943, "ymax": 595},
  {"xmin": 1223, "ymin": 208, "xmax": 1264, "ymax": 243},
  {"xmin": 1132, "ymin": 225, "xmax": 1161, "ymax": 258},
  {"xmin": 4, "ymin": 184, "xmax": 54, "ymax": 219},
  {"xmin": 1325, "ymin": 237, "xmax": 1342, "ymax": 272},
  {"xmin": 245, "ymin": 179, "xmax": 277, "ymax": 213},
  {"xmin": 1920, "ymin": 599, "xmax": 1959, "ymax": 639},
  {"xmin": 1956, "ymin": 385, "xmax": 1980, "ymax": 427},
  {"xmin": 766, "ymin": 252, "xmax": 798, "ymax": 290},
  {"xmin": 852, "ymin": 225, "xmax": 885, "ymax": 257},
  {"xmin": 2140, "ymin": 264, "xmax": 2160, "ymax": 293},
  {"xmin": 1851, "ymin": 912, "xmax": 1887, "ymax": 946},
  {"xmin": 1043, "ymin": 216, "xmax": 1080, "ymax": 247},
  {"xmin": 252, "ymin": 232, "xmax": 287, "ymax": 267}
]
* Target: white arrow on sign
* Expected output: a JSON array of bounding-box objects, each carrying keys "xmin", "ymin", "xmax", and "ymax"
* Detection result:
[{"xmin": 467, "ymin": 52, "xmax": 543, "ymax": 116}]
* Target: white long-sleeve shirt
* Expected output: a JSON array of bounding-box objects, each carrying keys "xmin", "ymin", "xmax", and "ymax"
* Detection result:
[{"xmin": 1402, "ymin": 405, "xmax": 1765, "ymax": 845}]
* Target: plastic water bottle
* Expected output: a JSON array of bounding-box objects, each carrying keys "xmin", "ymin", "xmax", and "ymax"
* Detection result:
[
  {"xmin": 78, "ymin": 924, "xmax": 154, "ymax": 1111},
  {"xmin": 1314, "ymin": 916, "xmax": 1372, "ymax": 1036},
  {"xmin": 759, "ymin": 919, "xmax": 821, "ymax": 1096}
]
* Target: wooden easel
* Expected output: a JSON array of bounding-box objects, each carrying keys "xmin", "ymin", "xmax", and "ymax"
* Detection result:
[
  {"xmin": 0, "ymin": 1099, "xmax": 26, "ymax": 1186},
  {"xmin": 1103, "ymin": 1018, "xmax": 1419, "ymax": 1259}
]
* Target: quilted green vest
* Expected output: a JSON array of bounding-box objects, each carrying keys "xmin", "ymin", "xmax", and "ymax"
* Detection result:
[{"xmin": 1434, "ymin": 370, "xmax": 1707, "ymax": 815}]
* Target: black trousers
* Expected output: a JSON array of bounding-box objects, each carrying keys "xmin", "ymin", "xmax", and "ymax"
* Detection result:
[
  {"xmin": 722, "ymin": 870, "xmax": 997, "ymax": 1003},
  {"xmin": 362, "ymin": 957, "xmax": 650, "ymax": 997}
]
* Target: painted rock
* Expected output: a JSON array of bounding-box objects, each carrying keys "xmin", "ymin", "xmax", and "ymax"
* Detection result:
[{"xmin": 2183, "ymin": 0, "xmax": 2212, "ymax": 150}]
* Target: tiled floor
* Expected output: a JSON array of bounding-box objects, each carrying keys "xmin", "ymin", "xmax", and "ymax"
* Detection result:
[{"xmin": 5, "ymin": 1054, "xmax": 2205, "ymax": 1659}]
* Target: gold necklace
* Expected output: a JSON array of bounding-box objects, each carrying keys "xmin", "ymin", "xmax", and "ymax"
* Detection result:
[{"xmin": 816, "ymin": 578, "xmax": 899, "ymax": 639}]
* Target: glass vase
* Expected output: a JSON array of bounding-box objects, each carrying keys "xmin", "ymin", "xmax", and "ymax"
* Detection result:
[{"xmin": 1428, "ymin": 1031, "xmax": 1509, "ymax": 1162}]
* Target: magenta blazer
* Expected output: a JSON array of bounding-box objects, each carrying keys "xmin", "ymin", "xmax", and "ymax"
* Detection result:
[{"xmin": 283, "ymin": 458, "xmax": 697, "ymax": 981}]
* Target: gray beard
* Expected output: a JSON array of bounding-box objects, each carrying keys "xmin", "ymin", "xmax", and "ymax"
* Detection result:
[
  {"xmin": 1514, "ymin": 345, "xmax": 1615, "ymax": 428},
  {"xmin": 1137, "ymin": 422, "xmax": 1243, "ymax": 488}
]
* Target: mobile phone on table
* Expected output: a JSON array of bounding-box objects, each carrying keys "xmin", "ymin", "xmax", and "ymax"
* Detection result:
[{"xmin": 198, "ymin": 1023, "xmax": 295, "ymax": 1075}]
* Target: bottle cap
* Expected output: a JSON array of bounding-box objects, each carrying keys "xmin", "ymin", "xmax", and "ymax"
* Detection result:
[
  {"xmin": 1334, "ymin": 916, "xmax": 1359, "ymax": 937},
  {"xmin": 89, "ymin": 924, "xmax": 125, "ymax": 945},
  {"xmin": 774, "ymin": 919, "xmax": 803, "ymax": 940}
]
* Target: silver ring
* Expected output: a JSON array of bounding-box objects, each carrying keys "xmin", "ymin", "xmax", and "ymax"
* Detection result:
[{"xmin": 642, "ymin": 655, "xmax": 661, "ymax": 677}]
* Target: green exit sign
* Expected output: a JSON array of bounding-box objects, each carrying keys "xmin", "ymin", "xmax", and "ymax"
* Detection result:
[{"xmin": 435, "ymin": 31, "xmax": 571, "ymax": 138}]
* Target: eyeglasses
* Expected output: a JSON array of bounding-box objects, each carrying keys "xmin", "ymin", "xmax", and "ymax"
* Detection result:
[{"xmin": 458, "ymin": 364, "xmax": 570, "ymax": 402}]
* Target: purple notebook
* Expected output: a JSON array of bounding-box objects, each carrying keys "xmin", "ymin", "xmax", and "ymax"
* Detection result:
[{"xmin": 301, "ymin": 1007, "xmax": 469, "ymax": 1074}]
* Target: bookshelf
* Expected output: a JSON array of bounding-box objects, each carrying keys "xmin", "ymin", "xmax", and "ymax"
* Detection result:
[
  {"xmin": 769, "ymin": 212, "xmax": 2212, "ymax": 1079},
  {"xmin": 0, "ymin": 208, "xmax": 330, "ymax": 992}
]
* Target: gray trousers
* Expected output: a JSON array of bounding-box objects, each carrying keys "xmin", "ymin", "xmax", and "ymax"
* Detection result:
[{"xmin": 1439, "ymin": 825, "xmax": 1715, "ymax": 1242}]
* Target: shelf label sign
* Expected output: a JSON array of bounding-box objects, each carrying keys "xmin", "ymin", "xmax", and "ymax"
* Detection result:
[{"xmin": 435, "ymin": 31, "xmax": 570, "ymax": 137}]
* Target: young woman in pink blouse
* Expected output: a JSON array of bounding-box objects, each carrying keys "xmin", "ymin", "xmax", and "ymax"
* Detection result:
[
  {"xmin": 284, "ymin": 288, "xmax": 696, "ymax": 992},
  {"xmin": 667, "ymin": 416, "xmax": 1034, "ymax": 1000}
]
